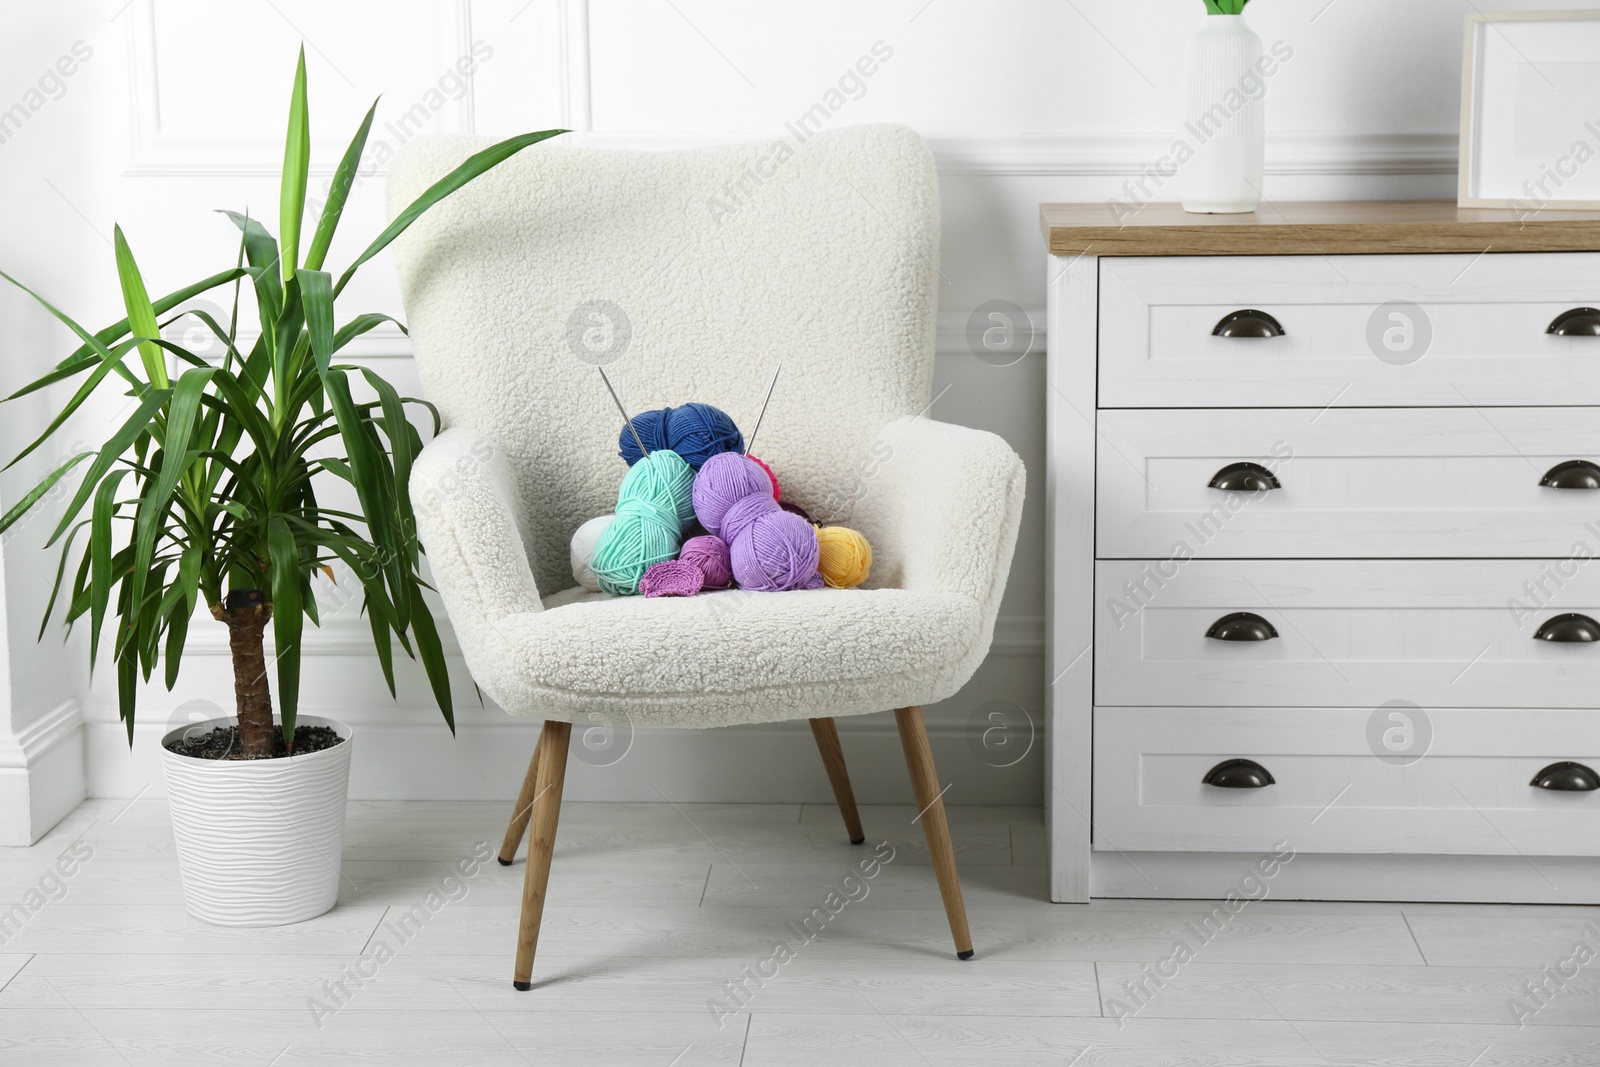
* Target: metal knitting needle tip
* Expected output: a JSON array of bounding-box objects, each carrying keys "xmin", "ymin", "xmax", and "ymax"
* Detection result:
[
  {"xmin": 598, "ymin": 367, "xmax": 649, "ymax": 458},
  {"xmin": 744, "ymin": 362, "xmax": 782, "ymax": 458}
]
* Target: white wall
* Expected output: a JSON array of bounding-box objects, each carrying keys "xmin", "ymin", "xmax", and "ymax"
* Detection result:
[{"xmin": 3, "ymin": 0, "xmax": 1585, "ymax": 818}]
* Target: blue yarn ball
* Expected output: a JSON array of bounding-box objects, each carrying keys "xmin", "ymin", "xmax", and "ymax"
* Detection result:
[{"xmin": 619, "ymin": 403, "xmax": 744, "ymax": 470}]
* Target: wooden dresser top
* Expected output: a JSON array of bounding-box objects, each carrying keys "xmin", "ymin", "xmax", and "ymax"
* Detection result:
[{"xmin": 1040, "ymin": 200, "xmax": 1600, "ymax": 257}]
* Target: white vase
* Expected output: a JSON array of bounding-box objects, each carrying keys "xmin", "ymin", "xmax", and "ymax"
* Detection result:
[
  {"xmin": 161, "ymin": 715, "xmax": 353, "ymax": 927},
  {"xmin": 1181, "ymin": 14, "xmax": 1265, "ymax": 213}
]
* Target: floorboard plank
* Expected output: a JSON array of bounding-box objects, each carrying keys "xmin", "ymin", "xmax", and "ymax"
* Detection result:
[
  {"xmin": 1407, "ymin": 913, "xmax": 1600, "ymax": 967},
  {"xmin": 12, "ymin": 799, "xmax": 1596, "ymax": 1065},
  {"xmin": 1094, "ymin": 960, "xmax": 1600, "ymax": 1026}
]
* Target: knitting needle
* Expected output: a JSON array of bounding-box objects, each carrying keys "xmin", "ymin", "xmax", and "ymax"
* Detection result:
[
  {"xmin": 743, "ymin": 362, "xmax": 782, "ymax": 457},
  {"xmin": 597, "ymin": 367, "xmax": 649, "ymax": 458}
]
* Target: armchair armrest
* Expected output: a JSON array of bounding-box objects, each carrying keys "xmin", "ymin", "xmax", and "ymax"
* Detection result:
[
  {"xmin": 848, "ymin": 416, "xmax": 1026, "ymax": 608},
  {"xmin": 411, "ymin": 427, "xmax": 543, "ymax": 629}
]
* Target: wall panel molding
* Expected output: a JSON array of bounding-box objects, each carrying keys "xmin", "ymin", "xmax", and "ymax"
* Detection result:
[
  {"xmin": 124, "ymin": 0, "xmax": 478, "ymax": 177},
  {"xmin": 562, "ymin": 130, "xmax": 1458, "ymax": 179},
  {"xmin": 177, "ymin": 604, "xmax": 1045, "ymax": 660},
  {"xmin": 237, "ymin": 312, "xmax": 1047, "ymax": 362}
]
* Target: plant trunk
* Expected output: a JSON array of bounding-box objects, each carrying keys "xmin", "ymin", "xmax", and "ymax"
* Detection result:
[{"xmin": 211, "ymin": 594, "xmax": 275, "ymax": 758}]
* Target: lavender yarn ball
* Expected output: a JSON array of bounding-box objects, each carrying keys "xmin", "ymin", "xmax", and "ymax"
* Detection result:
[
  {"xmin": 619, "ymin": 403, "xmax": 743, "ymax": 470},
  {"xmin": 692, "ymin": 452, "xmax": 773, "ymax": 537},
  {"xmin": 640, "ymin": 560, "xmax": 705, "ymax": 598},
  {"xmin": 680, "ymin": 535, "xmax": 733, "ymax": 589},
  {"xmin": 778, "ymin": 499, "xmax": 813, "ymax": 524},
  {"xmin": 720, "ymin": 492, "xmax": 781, "ymax": 546},
  {"xmin": 730, "ymin": 509, "xmax": 821, "ymax": 592}
]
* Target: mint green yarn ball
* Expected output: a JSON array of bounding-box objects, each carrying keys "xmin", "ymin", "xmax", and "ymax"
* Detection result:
[{"xmin": 591, "ymin": 449, "xmax": 696, "ymax": 596}]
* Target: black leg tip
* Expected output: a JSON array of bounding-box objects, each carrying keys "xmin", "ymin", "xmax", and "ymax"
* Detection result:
[
  {"xmin": 497, "ymin": 857, "xmax": 513, "ymax": 867},
  {"xmin": 850, "ymin": 837, "xmax": 865, "ymax": 845},
  {"xmin": 512, "ymin": 980, "xmax": 532, "ymax": 991},
  {"xmin": 957, "ymin": 949, "xmax": 975, "ymax": 961}
]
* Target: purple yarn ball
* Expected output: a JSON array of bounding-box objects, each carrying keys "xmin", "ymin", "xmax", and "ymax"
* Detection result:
[
  {"xmin": 680, "ymin": 535, "xmax": 733, "ymax": 589},
  {"xmin": 720, "ymin": 492, "xmax": 781, "ymax": 545},
  {"xmin": 778, "ymin": 499, "xmax": 814, "ymax": 524},
  {"xmin": 692, "ymin": 452, "xmax": 773, "ymax": 537},
  {"xmin": 639, "ymin": 559, "xmax": 705, "ymax": 598},
  {"xmin": 730, "ymin": 510, "xmax": 820, "ymax": 592}
]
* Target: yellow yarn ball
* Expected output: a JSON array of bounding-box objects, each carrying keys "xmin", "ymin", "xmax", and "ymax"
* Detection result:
[{"xmin": 816, "ymin": 525, "xmax": 872, "ymax": 589}]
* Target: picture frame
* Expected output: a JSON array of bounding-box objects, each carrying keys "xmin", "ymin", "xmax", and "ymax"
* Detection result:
[{"xmin": 1458, "ymin": 9, "xmax": 1600, "ymax": 210}]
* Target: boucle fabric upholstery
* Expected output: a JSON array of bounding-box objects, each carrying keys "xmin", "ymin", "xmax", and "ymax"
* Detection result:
[{"xmin": 390, "ymin": 125, "xmax": 1025, "ymax": 728}]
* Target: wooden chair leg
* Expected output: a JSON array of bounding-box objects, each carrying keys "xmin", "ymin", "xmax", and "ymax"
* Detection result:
[
  {"xmin": 894, "ymin": 706, "xmax": 974, "ymax": 960},
  {"xmin": 809, "ymin": 717, "xmax": 865, "ymax": 844},
  {"xmin": 497, "ymin": 734, "xmax": 543, "ymax": 866},
  {"xmin": 513, "ymin": 720, "xmax": 571, "ymax": 989}
]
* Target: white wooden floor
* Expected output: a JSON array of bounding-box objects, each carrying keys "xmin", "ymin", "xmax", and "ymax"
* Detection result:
[{"xmin": 2, "ymin": 798, "xmax": 1598, "ymax": 1065}]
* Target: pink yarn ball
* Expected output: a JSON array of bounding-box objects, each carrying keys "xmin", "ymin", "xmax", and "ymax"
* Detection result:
[
  {"xmin": 747, "ymin": 454, "xmax": 780, "ymax": 501},
  {"xmin": 692, "ymin": 452, "xmax": 773, "ymax": 537},
  {"xmin": 639, "ymin": 559, "xmax": 705, "ymax": 598},
  {"xmin": 680, "ymin": 535, "xmax": 733, "ymax": 589}
]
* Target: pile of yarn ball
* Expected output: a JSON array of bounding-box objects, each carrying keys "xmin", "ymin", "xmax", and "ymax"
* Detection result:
[
  {"xmin": 693, "ymin": 452, "xmax": 821, "ymax": 592},
  {"xmin": 618, "ymin": 402, "xmax": 744, "ymax": 470},
  {"xmin": 570, "ymin": 400, "xmax": 872, "ymax": 598}
]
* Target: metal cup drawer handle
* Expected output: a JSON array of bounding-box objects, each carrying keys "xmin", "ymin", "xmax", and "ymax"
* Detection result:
[
  {"xmin": 1206, "ymin": 612, "xmax": 1279, "ymax": 641},
  {"xmin": 1530, "ymin": 762, "xmax": 1600, "ymax": 791},
  {"xmin": 1209, "ymin": 461, "xmax": 1281, "ymax": 492},
  {"xmin": 1204, "ymin": 758, "xmax": 1276, "ymax": 788},
  {"xmin": 1533, "ymin": 613, "xmax": 1600, "ymax": 642},
  {"xmin": 1540, "ymin": 460, "xmax": 1600, "ymax": 489},
  {"xmin": 1212, "ymin": 309, "xmax": 1285, "ymax": 337},
  {"xmin": 1547, "ymin": 308, "xmax": 1600, "ymax": 335}
]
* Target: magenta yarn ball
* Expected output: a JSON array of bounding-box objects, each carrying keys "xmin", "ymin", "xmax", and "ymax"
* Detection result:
[
  {"xmin": 747, "ymin": 454, "xmax": 780, "ymax": 500},
  {"xmin": 730, "ymin": 510, "xmax": 820, "ymax": 592},
  {"xmin": 692, "ymin": 452, "xmax": 773, "ymax": 537},
  {"xmin": 639, "ymin": 559, "xmax": 705, "ymax": 598},
  {"xmin": 680, "ymin": 535, "xmax": 733, "ymax": 589}
]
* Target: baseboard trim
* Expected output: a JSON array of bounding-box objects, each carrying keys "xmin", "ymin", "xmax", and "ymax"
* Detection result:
[
  {"xmin": 0, "ymin": 700, "xmax": 86, "ymax": 845},
  {"xmin": 1087, "ymin": 850, "xmax": 1600, "ymax": 905},
  {"xmin": 86, "ymin": 712, "xmax": 1043, "ymax": 805},
  {"xmin": 0, "ymin": 700, "xmax": 82, "ymax": 771}
]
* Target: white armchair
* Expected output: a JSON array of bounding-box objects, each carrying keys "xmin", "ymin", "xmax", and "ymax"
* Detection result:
[{"xmin": 389, "ymin": 125, "xmax": 1025, "ymax": 989}]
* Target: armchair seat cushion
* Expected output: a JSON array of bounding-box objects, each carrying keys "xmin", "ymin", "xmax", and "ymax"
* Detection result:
[{"xmin": 486, "ymin": 586, "xmax": 984, "ymax": 728}]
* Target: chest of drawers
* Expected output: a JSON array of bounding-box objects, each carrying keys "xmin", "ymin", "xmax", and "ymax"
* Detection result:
[{"xmin": 1042, "ymin": 201, "xmax": 1600, "ymax": 904}]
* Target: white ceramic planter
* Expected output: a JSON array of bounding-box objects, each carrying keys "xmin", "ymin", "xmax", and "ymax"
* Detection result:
[
  {"xmin": 161, "ymin": 715, "xmax": 352, "ymax": 927},
  {"xmin": 1181, "ymin": 13, "xmax": 1265, "ymax": 213}
]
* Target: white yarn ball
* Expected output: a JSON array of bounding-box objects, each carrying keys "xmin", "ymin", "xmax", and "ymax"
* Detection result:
[{"xmin": 570, "ymin": 514, "xmax": 616, "ymax": 592}]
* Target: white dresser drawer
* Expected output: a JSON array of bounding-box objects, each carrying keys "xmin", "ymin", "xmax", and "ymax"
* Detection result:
[
  {"xmin": 1097, "ymin": 407, "xmax": 1600, "ymax": 559},
  {"xmin": 1094, "ymin": 706, "xmax": 1600, "ymax": 855},
  {"xmin": 1096, "ymin": 559, "xmax": 1600, "ymax": 709},
  {"xmin": 1099, "ymin": 253, "xmax": 1600, "ymax": 408}
]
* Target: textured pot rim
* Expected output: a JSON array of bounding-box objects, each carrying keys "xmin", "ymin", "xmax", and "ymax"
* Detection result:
[{"xmin": 159, "ymin": 714, "xmax": 353, "ymax": 768}]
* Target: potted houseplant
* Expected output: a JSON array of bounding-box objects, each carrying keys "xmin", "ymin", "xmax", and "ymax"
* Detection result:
[{"xmin": 0, "ymin": 51, "xmax": 562, "ymax": 926}]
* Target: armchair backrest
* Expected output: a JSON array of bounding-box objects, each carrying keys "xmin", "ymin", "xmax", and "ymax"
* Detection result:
[{"xmin": 388, "ymin": 124, "xmax": 940, "ymax": 595}]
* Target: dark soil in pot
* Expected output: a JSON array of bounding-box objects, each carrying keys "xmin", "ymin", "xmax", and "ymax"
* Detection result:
[{"xmin": 165, "ymin": 725, "xmax": 345, "ymax": 760}]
